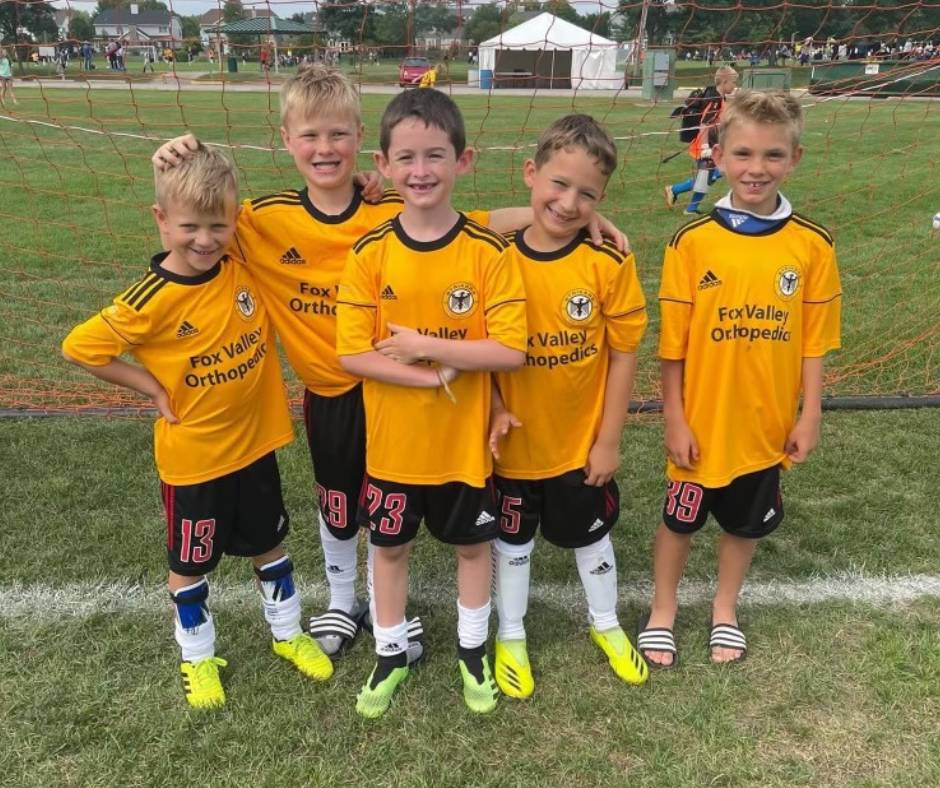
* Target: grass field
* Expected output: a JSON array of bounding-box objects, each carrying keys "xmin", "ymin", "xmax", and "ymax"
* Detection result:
[
  {"xmin": 1, "ymin": 86, "xmax": 938, "ymax": 410},
  {"xmin": 2, "ymin": 409, "xmax": 940, "ymax": 786},
  {"xmin": 1, "ymin": 77, "xmax": 940, "ymax": 785}
]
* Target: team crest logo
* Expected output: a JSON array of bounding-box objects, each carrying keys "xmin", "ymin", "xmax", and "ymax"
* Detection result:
[
  {"xmin": 443, "ymin": 282, "xmax": 477, "ymax": 318},
  {"xmin": 235, "ymin": 286, "xmax": 257, "ymax": 320},
  {"xmin": 562, "ymin": 289, "xmax": 595, "ymax": 323},
  {"xmin": 775, "ymin": 267, "xmax": 801, "ymax": 300}
]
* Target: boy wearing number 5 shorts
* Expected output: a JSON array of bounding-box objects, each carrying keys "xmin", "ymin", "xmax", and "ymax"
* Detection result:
[
  {"xmin": 62, "ymin": 145, "xmax": 332, "ymax": 709},
  {"xmin": 638, "ymin": 92, "xmax": 842, "ymax": 668}
]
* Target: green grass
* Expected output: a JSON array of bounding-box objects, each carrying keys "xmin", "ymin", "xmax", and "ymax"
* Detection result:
[
  {"xmin": 2, "ymin": 86, "xmax": 938, "ymax": 410},
  {"xmin": 2, "ymin": 409, "xmax": 940, "ymax": 786}
]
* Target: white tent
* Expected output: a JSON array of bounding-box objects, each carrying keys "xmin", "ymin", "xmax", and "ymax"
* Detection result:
[{"xmin": 477, "ymin": 12, "xmax": 619, "ymax": 90}]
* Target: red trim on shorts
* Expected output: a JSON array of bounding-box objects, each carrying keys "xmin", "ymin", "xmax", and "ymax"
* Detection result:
[{"xmin": 162, "ymin": 482, "xmax": 175, "ymax": 551}]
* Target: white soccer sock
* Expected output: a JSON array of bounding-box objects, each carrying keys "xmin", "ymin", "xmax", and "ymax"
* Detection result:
[
  {"xmin": 457, "ymin": 599, "xmax": 491, "ymax": 650},
  {"xmin": 256, "ymin": 555, "xmax": 302, "ymax": 642},
  {"xmin": 366, "ymin": 537, "xmax": 376, "ymax": 625},
  {"xmin": 492, "ymin": 538, "xmax": 534, "ymax": 642},
  {"xmin": 172, "ymin": 578, "xmax": 216, "ymax": 663},
  {"xmin": 574, "ymin": 534, "xmax": 620, "ymax": 632},
  {"xmin": 373, "ymin": 618, "xmax": 408, "ymax": 658},
  {"xmin": 319, "ymin": 515, "xmax": 358, "ymax": 614}
]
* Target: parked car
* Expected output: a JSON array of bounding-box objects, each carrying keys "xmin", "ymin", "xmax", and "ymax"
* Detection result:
[{"xmin": 399, "ymin": 56, "xmax": 431, "ymax": 87}]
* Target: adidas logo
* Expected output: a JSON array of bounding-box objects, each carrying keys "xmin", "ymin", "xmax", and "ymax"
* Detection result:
[
  {"xmin": 475, "ymin": 511, "xmax": 496, "ymax": 527},
  {"xmin": 276, "ymin": 514, "xmax": 286, "ymax": 533},
  {"xmin": 588, "ymin": 518, "xmax": 605, "ymax": 532},
  {"xmin": 508, "ymin": 556, "xmax": 529, "ymax": 567},
  {"xmin": 326, "ymin": 563, "xmax": 341, "ymax": 573},
  {"xmin": 379, "ymin": 642, "xmax": 402, "ymax": 655},
  {"xmin": 381, "ymin": 285, "xmax": 397, "ymax": 300},
  {"xmin": 729, "ymin": 213, "xmax": 748, "ymax": 229},
  {"xmin": 176, "ymin": 320, "xmax": 199, "ymax": 338},
  {"xmin": 589, "ymin": 561, "xmax": 614, "ymax": 576},
  {"xmin": 763, "ymin": 507, "xmax": 776, "ymax": 523},
  {"xmin": 279, "ymin": 247, "xmax": 305, "ymax": 265},
  {"xmin": 697, "ymin": 270, "xmax": 722, "ymax": 290}
]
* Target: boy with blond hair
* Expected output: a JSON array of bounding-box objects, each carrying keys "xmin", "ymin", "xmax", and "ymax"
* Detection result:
[
  {"xmin": 153, "ymin": 65, "xmax": 627, "ymax": 662},
  {"xmin": 63, "ymin": 145, "xmax": 332, "ymax": 708},
  {"xmin": 487, "ymin": 115, "xmax": 649, "ymax": 698},
  {"xmin": 665, "ymin": 65, "xmax": 738, "ymax": 215},
  {"xmin": 639, "ymin": 91, "xmax": 841, "ymax": 668},
  {"xmin": 337, "ymin": 88, "xmax": 527, "ymax": 718}
]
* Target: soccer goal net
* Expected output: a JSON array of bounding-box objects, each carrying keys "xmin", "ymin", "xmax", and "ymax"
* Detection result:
[{"xmin": 1, "ymin": 0, "xmax": 939, "ymax": 414}]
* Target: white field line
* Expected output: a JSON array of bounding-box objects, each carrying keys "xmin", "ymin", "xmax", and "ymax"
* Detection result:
[{"xmin": 2, "ymin": 572, "xmax": 940, "ymax": 620}]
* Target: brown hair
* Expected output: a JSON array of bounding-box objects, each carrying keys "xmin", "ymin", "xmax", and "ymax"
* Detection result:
[
  {"xmin": 533, "ymin": 113, "xmax": 618, "ymax": 177},
  {"xmin": 154, "ymin": 142, "xmax": 238, "ymax": 214},
  {"xmin": 378, "ymin": 88, "xmax": 465, "ymax": 156},
  {"xmin": 719, "ymin": 90, "xmax": 804, "ymax": 147}
]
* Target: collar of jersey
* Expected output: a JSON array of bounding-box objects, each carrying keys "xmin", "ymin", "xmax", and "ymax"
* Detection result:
[
  {"xmin": 712, "ymin": 192, "xmax": 793, "ymax": 236},
  {"xmin": 514, "ymin": 226, "xmax": 587, "ymax": 262},
  {"xmin": 299, "ymin": 183, "xmax": 362, "ymax": 224},
  {"xmin": 150, "ymin": 251, "xmax": 224, "ymax": 285},
  {"xmin": 392, "ymin": 212, "xmax": 466, "ymax": 252}
]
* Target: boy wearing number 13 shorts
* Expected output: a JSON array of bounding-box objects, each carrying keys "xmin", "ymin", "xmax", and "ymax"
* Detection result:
[
  {"xmin": 62, "ymin": 145, "xmax": 332, "ymax": 709},
  {"xmin": 638, "ymin": 92, "xmax": 842, "ymax": 669}
]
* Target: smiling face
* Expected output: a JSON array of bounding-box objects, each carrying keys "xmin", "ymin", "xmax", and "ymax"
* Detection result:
[
  {"xmin": 153, "ymin": 199, "xmax": 239, "ymax": 277},
  {"xmin": 712, "ymin": 119, "xmax": 802, "ymax": 216},
  {"xmin": 281, "ymin": 109, "xmax": 364, "ymax": 196},
  {"xmin": 374, "ymin": 117, "xmax": 473, "ymax": 214},
  {"xmin": 523, "ymin": 146, "xmax": 608, "ymax": 248}
]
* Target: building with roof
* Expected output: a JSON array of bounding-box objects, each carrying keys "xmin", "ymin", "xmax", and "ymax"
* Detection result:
[{"xmin": 93, "ymin": 5, "xmax": 182, "ymax": 47}]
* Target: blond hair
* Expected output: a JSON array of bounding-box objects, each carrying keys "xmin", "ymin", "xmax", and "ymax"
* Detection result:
[
  {"xmin": 154, "ymin": 142, "xmax": 238, "ymax": 214},
  {"xmin": 719, "ymin": 90, "xmax": 804, "ymax": 147},
  {"xmin": 533, "ymin": 114, "xmax": 618, "ymax": 178},
  {"xmin": 715, "ymin": 65, "xmax": 739, "ymax": 84},
  {"xmin": 280, "ymin": 63, "xmax": 360, "ymax": 127}
]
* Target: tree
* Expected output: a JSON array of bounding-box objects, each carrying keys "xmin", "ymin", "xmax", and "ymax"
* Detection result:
[
  {"xmin": 579, "ymin": 12, "xmax": 611, "ymax": 38},
  {"xmin": 414, "ymin": 3, "xmax": 457, "ymax": 38},
  {"xmin": 0, "ymin": 0, "xmax": 57, "ymax": 58},
  {"xmin": 222, "ymin": 0, "xmax": 244, "ymax": 23},
  {"xmin": 372, "ymin": 1, "xmax": 409, "ymax": 50},
  {"xmin": 319, "ymin": 0, "xmax": 375, "ymax": 44},
  {"xmin": 542, "ymin": 0, "xmax": 580, "ymax": 25},
  {"xmin": 180, "ymin": 15, "xmax": 201, "ymax": 44},
  {"xmin": 68, "ymin": 11, "xmax": 96, "ymax": 42},
  {"xmin": 464, "ymin": 3, "xmax": 504, "ymax": 45}
]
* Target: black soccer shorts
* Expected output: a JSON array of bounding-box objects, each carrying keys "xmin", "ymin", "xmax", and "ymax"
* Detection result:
[
  {"xmin": 661, "ymin": 464, "xmax": 783, "ymax": 539},
  {"xmin": 494, "ymin": 470, "xmax": 619, "ymax": 549},
  {"xmin": 359, "ymin": 475, "xmax": 499, "ymax": 547},
  {"xmin": 303, "ymin": 384, "xmax": 366, "ymax": 541},
  {"xmin": 161, "ymin": 451, "xmax": 290, "ymax": 575}
]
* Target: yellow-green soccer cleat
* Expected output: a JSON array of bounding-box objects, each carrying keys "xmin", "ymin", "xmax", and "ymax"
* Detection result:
[
  {"xmin": 272, "ymin": 632, "xmax": 334, "ymax": 681},
  {"xmin": 180, "ymin": 656, "xmax": 228, "ymax": 709},
  {"xmin": 356, "ymin": 661, "xmax": 410, "ymax": 719},
  {"xmin": 459, "ymin": 651, "xmax": 499, "ymax": 714},
  {"xmin": 590, "ymin": 626, "xmax": 649, "ymax": 685},
  {"xmin": 494, "ymin": 639, "xmax": 535, "ymax": 699}
]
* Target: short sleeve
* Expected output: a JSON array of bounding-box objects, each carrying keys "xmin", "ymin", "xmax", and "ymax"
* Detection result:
[
  {"xmin": 336, "ymin": 249, "xmax": 379, "ymax": 357},
  {"xmin": 802, "ymin": 242, "xmax": 842, "ymax": 357},
  {"xmin": 602, "ymin": 252, "xmax": 648, "ymax": 353},
  {"xmin": 62, "ymin": 299, "xmax": 152, "ymax": 366},
  {"xmin": 466, "ymin": 209, "xmax": 490, "ymax": 227},
  {"xmin": 482, "ymin": 249, "xmax": 527, "ymax": 352},
  {"xmin": 658, "ymin": 242, "xmax": 693, "ymax": 360}
]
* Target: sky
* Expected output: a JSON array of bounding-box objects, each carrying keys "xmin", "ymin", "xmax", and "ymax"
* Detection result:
[{"xmin": 50, "ymin": 1, "xmax": 616, "ymax": 20}]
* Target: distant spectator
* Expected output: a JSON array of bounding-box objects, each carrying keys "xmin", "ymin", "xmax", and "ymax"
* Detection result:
[
  {"xmin": 143, "ymin": 47, "xmax": 156, "ymax": 73},
  {"xmin": 0, "ymin": 48, "xmax": 17, "ymax": 106}
]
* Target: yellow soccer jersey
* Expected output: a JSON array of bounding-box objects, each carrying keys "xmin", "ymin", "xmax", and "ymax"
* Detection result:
[
  {"xmin": 231, "ymin": 186, "xmax": 490, "ymax": 397},
  {"xmin": 494, "ymin": 230, "xmax": 647, "ymax": 479},
  {"xmin": 62, "ymin": 254, "xmax": 293, "ymax": 485},
  {"xmin": 658, "ymin": 211, "xmax": 842, "ymax": 487},
  {"xmin": 337, "ymin": 214, "xmax": 527, "ymax": 487}
]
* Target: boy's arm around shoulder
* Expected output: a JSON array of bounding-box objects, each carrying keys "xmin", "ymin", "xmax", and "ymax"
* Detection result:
[{"xmin": 483, "ymin": 208, "xmax": 631, "ymax": 253}]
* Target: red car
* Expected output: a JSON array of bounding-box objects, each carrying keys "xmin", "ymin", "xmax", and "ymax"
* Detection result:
[{"xmin": 399, "ymin": 56, "xmax": 431, "ymax": 87}]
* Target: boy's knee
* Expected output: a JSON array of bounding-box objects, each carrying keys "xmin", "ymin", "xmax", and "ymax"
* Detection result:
[
  {"xmin": 455, "ymin": 541, "xmax": 491, "ymax": 562},
  {"xmin": 374, "ymin": 542, "xmax": 412, "ymax": 564}
]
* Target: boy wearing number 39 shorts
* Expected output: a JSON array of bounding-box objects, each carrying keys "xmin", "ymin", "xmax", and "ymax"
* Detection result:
[
  {"xmin": 638, "ymin": 92, "xmax": 842, "ymax": 669},
  {"xmin": 62, "ymin": 145, "xmax": 333, "ymax": 709}
]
